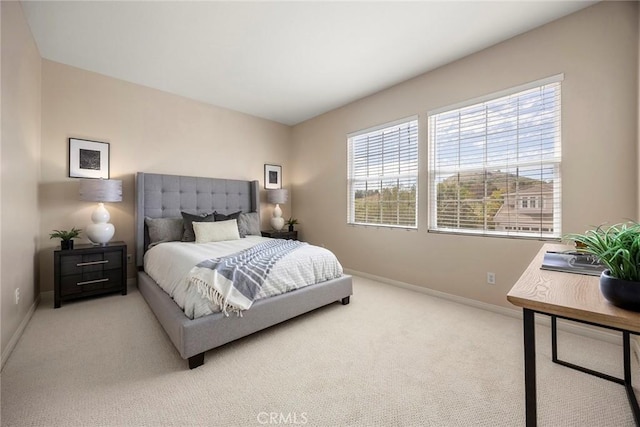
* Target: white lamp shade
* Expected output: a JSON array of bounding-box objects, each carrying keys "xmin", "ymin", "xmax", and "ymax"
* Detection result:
[
  {"xmin": 79, "ymin": 179, "xmax": 122, "ymax": 202},
  {"xmin": 79, "ymin": 179, "xmax": 121, "ymax": 245},
  {"xmin": 267, "ymin": 189, "xmax": 288, "ymax": 204}
]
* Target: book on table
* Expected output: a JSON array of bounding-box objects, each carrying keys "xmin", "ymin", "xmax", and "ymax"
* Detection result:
[{"xmin": 540, "ymin": 251, "xmax": 606, "ymax": 276}]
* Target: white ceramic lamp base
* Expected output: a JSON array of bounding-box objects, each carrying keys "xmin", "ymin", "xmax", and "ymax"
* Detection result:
[
  {"xmin": 86, "ymin": 202, "xmax": 115, "ymax": 245},
  {"xmin": 271, "ymin": 203, "xmax": 285, "ymax": 231}
]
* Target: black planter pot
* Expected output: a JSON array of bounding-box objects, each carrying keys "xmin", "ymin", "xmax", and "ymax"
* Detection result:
[
  {"xmin": 60, "ymin": 240, "xmax": 74, "ymax": 250},
  {"xmin": 599, "ymin": 269, "xmax": 640, "ymax": 311},
  {"xmin": 288, "ymin": 225, "xmax": 294, "ymax": 232}
]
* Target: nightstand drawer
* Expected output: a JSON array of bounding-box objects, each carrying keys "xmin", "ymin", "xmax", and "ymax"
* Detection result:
[
  {"xmin": 59, "ymin": 269, "xmax": 123, "ymax": 296},
  {"xmin": 60, "ymin": 251, "xmax": 122, "ymax": 276}
]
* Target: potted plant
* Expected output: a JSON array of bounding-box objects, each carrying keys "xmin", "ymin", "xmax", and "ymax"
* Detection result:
[
  {"xmin": 286, "ymin": 217, "xmax": 299, "ymax": 232},
  {"xmin": 50, "ymin": 227, "xmax": 82, "ymax": 250},
  {"xmin": 565, "ymin": 221, "xmax": 640, "ymax": 311}
]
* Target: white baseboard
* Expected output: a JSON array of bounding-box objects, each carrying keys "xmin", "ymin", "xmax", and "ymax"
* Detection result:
[
  {"xmin": 345, "ymin": 268, "xmax": 623, "ymax": 346},
  {"xmin": 1, "ymin": 294, "xmax": 40, "ymax": 371}
]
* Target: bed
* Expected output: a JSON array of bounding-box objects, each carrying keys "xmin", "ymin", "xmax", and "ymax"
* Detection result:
[{"xmin": 135, "ymin": 172, "xmax": 353, "ymax": 369}]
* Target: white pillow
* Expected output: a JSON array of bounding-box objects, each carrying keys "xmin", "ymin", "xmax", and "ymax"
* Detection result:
[{"xmin": 193, "ymin": 220, "xmax": 241, "ymax": 243}]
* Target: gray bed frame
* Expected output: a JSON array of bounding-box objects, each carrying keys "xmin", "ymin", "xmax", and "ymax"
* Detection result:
[{"xmin": 135, "ymin": 172, "xmax": 352, "ymax": 369}]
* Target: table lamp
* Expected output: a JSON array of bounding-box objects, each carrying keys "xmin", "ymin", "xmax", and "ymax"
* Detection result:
[
  {"xmin": 79, "ymin": 178, "xmax": 122, "ymax": 245},
  {"xmin": 267, "ymin": 189, "xmax": 288, "ymax": 231}
]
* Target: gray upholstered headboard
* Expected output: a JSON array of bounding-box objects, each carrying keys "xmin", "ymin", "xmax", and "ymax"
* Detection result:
[{"xmin": 135, "ymin": 172, "xmax": 260, "ymax": 267}]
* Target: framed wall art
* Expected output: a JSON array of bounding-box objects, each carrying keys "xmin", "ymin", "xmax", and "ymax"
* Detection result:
[
  {"xmin": 264, "ymin": 164, "xmax": 282, "ymax": 189},
  {"xmin": 69, "ymin": 138, "xmax": 110, "ymax": 179}
]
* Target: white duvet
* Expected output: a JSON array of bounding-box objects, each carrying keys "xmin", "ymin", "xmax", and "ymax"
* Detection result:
[{"xmin": 144, "ymin": 236, "xmax": 344, "ymax": 319}]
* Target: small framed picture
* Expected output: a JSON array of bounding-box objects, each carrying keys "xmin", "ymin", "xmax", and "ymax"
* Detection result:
[
  {"xmin": 69, "ymin": 138, "xmax": 110, "ymax": 179},
  {"xmin": 264, "ymin": 164, "xmax": 282, "ymax": 189}
]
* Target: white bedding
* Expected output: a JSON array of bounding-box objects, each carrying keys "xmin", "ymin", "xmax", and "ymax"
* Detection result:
[{"xmin": 144, "ymin": 236, "xmax": 344, "ymax": 319}]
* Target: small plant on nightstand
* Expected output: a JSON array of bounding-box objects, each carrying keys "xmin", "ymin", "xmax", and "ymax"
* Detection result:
[
  {"xmin": 286, "ymin": 217, "xmax": 299, "ymax": 232},
  {"xmin": 49, "ymin": 227, "xmax": 82, "ymax": 250}
]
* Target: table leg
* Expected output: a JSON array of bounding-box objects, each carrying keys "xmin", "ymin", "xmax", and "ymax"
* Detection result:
[
  {"xmin": 551, "ymin": 315, "xmax": 558, "ymax": 362},
  {"xmin": 547, "ymin": 316, "xmax": 639, "ymax": 424},
  {"xmin": 524, "ymin": 308, "xmax": 537, "ymax": 427},
  {"xmin": 623, "ymin": 332, "xmax": 640, "ymax": 424},
  {"xmin": 624, "ymin": 332, "xmax": 631, "ymax": 384}
]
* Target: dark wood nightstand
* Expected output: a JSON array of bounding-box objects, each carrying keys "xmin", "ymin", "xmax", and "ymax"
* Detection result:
[
  {"xmin": 54, "ymin": 241, "xmax": 127, "ymax": 308},
  {"xmin": 261, "ymin": 230, "xmax": 298, "ymax": 240}
]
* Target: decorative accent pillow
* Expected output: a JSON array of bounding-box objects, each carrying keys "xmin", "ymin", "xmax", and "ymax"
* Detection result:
[
  {"xmin": 237, "ymin": 212, "xmax": 260, "ymax": 238},
  {"xmin": 181, "ymin": 211, "xmax": 216, "ymax": 242},
  {"xmin": 145, "ymin": 217, "xmax": 184, "ymax": 248},
  {"xmin": 193, "ymin": 219, "xmax": 241, "ymax": 243},
  {"xmin": 214, "ymin": 211, "xmax": 242, "ymax": 222}
]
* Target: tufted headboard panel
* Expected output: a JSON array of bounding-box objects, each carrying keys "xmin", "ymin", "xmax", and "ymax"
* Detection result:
[{"xmin": 135, "ymin": 172, "xmax": 260, "ymax": 267}]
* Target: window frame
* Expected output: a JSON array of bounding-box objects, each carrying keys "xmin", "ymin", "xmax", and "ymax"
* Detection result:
[
  {"xmin": 347, "ymin": 116, "xmax": 419, "ymax": 229},
  {"xmin": 427, "ymin": 75, "xmax": 563, "ymax": 240}
]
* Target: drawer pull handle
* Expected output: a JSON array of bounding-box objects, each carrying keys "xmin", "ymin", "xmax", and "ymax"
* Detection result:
[
  {"xmin": 77, "ymin": 278, "xmax": 109, "ymax": 286},
  {"xmin": 76, "ymin": 260, "xmax": 109, "ymax": 267}
]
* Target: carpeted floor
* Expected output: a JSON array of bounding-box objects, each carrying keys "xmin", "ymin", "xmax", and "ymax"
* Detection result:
[{"xmin": 1, "ymin": 276, "xmax": 636, "ymax": 426}]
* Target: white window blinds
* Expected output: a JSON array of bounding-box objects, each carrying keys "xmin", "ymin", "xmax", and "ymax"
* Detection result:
[
  {"xmin": 428, "ymin": 76, "xmax": 562, "ymax": 239},
  {"xmin": 348, "ymin": 118, "xmax": 418, "ymax": 228}
]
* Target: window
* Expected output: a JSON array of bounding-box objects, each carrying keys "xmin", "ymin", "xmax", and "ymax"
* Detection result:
[
  {"xmin": 348, "ymin": 118, "xmax": 418, "ymax": 228},
  {"xmin": 428, "ymin": 75, "xmax": 562, "ymax": 239},
  {"xmin": 521, "ymin": 196, "xmax": 542, "ymax": 209}
]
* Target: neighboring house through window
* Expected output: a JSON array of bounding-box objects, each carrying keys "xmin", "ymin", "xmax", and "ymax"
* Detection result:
[
  {"xmin": 347, "ymin": 118, "xmax": 418, "ymax": 228},
  {"xmin": 428, "ymin": 75, "xmax": 562, "ymax": 239},
  {"xmin": 494, "ymin": 184, "xmax": 554, "ymax": 233}
]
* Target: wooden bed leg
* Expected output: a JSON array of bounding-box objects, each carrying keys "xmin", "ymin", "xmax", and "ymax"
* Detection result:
[
  {"xmin": 188, "ymin": 353, "xmax": 205, "ymax": 369},
  {"xmin": 341, "ymin": 296, "xmax": 350, "ymax": 305}
]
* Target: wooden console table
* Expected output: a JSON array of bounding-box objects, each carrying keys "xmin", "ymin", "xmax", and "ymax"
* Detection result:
[{"xmin": 507, "ymin": 243, "xmax": 640, "ymax": 426}]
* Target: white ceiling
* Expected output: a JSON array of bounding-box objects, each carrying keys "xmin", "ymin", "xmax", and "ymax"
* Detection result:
[{"xmin": 21, "ymin": 1, "xmax": 597, "ymax": 126}]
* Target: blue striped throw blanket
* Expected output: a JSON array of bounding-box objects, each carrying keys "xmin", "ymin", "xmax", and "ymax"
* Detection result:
[{"xmin": 188, "ymin": 239, "xmax": 307, "ymax": 316}]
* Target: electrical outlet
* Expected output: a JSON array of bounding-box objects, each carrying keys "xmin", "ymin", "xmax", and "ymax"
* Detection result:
[
  {"xmin": 14, "ymin": 288, "xmax": 20, "ymax": 305},
  {"xmin": 487, "ymin": 272, "xmax": 496, "ymax": 285},
  {"xmin": 127, "ymin": 254, "xmax": 133, "ymax": 264}
]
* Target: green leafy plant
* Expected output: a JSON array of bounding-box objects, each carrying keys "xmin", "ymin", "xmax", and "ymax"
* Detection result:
[
  {"xmin": 565, "ymin": 222, "xmax": 640, "ymax": 281},
  {"xmin": 49, "ymin": 227, "xmax": 82, "ymax": 241},
  {"xmin": 286, "ymin": 217, "xmax": 299, "ymax": 226}
]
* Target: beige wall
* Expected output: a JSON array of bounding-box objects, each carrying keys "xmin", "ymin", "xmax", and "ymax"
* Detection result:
[
  {"xmin": 1, "ymin": 2, "xmax": 42, "ymax": 360},
  {"xmin": 39, "ymin": 61, "xmax": 292, "ymax": 292},
  {"xmin": 292, "ymin": 1, "xmax": 639, "ymax": 309}
]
